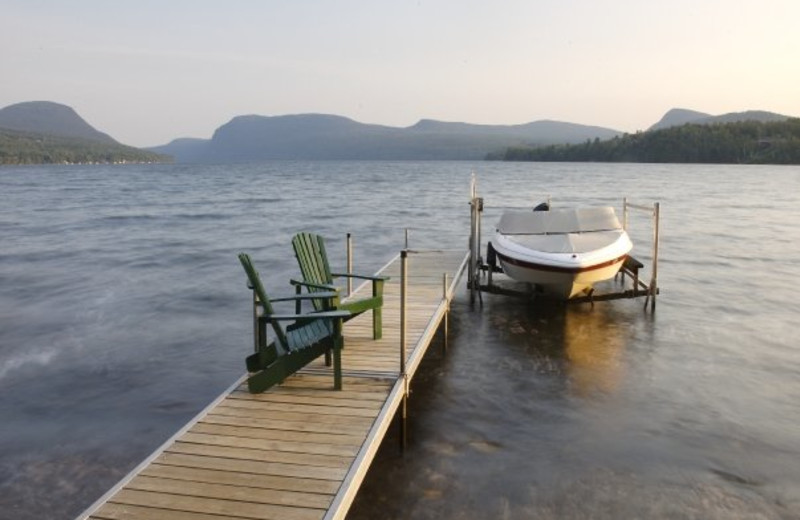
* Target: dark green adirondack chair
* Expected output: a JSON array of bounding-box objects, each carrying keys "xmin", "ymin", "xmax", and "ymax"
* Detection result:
[
  {"xmin": 291, "ymin": 232, "xmax": 388, "ymax": 340},
  {"xmin": 238, "ymin": 253, "xmax": 350, "ymax": 393}
]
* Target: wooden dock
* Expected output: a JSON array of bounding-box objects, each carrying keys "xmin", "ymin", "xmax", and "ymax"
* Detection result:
[{"xmin": 79, "ymin": 248, "xmax": 469, "ymax": 520}]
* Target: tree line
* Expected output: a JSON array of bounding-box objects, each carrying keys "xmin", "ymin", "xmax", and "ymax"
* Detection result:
[
  {"xmin": 0, "ymin": 129, "xmax": 170, "ymax": 165},
  {"xmin": 494, "ymin": 119, "xmax": 800, "ymax": 164}
]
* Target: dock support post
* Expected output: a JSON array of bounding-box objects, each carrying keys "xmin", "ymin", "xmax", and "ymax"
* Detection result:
[
  {"xmin": 468, "ymin": 177, "xmax": 475, "ymax": 302},
  {"xmin": 399, "ymin": 249, "xmax": 409, "ymax": 453},
  {"xmin": 474, "ymin": 197, "xmax": 484, "ymax": 305},
  {"xmin": 346, "ymin": 233, "xmax": 353, "ymax": 296},
  {"xmin": 647, "ymin": 202, "xmax": 660, "ymax": 312},
  {"xmin": 442, "ymin": 273, "xmax": 449, "ymax": 355}
]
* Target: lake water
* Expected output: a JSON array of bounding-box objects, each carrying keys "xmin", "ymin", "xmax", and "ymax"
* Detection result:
[{"xmin": 1, "ymin": 161, "xmax": 799, "ymax": 519}]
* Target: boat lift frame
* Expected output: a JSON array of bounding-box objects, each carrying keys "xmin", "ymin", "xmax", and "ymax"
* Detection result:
[{"xmin": 467, "ymin": 175, "xmax": 661, "ymax": 311}]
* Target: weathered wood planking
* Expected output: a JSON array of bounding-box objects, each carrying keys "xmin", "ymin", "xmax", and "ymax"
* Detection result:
[{"xmin": 80, "ymin": 249, "xmax": 468, "ymax": 520}]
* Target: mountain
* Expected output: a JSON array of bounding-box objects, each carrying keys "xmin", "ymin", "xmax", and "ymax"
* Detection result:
[
  {"xmin": 150, "ymin": 113, "xmax": 622, "ymax": 162},
  {"xmin": 148, "ymin": 137, "xmax": 210, "ymax": 163},
  {"xmin": 649, "ymin": 108, "xmax": 790, "ymax": 131},
  {"xmin": 0, "ymin": 101, "xmax": 116, "ymax": 143},
  {"xmin": 648, "ymin": 108, "xmax": 711, "ymax": 131}
]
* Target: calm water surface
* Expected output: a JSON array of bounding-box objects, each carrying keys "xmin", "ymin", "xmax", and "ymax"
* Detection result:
[{"xmin": 1, "ymin": 161, "xmax": 799, "ymax": 519}]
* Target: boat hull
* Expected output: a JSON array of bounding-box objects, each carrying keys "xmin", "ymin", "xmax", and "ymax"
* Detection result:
[{"xmin": 495, "ymin": 250, "xmax": 627, "ymax": 299}]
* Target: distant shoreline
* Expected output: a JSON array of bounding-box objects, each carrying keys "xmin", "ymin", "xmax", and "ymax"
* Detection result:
[{"xmin": 494, "ymin": 118, "xmax": 800, "ymax": 165}]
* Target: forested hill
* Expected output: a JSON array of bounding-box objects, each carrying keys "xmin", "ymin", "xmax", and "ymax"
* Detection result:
[
  {"xmin": 497, "ymin": 119, "xmax": 800, "ymax": 164},
  {"xmin": 0, "ymin": 101, "xmax": 170, "ymax": 165},
  {"xmin": 0, "ymin": 129, "xmax": 170, "ymax": 165}
]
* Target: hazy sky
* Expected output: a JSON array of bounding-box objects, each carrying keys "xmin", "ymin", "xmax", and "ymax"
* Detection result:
[{"xmin": 2, "ymin": 0, "xmax": 799, "ymax": 147}]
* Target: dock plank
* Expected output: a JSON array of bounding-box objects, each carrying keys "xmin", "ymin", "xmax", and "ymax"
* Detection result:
[
  {"xmin": 167, "ymin": 442, "xmax": 353, "ymax": 471},
  {"xmin": 220, "ymin": 399, "xmax": 379, "ymax": 418},
  {"xmin": 202, "ymin": 413, "xmax": 370, "ymax": 437},
  {"xmin": 108, "ymin": 489, "xmax": 323, "ymax": 520},
  {"xmin": 91, "ymin": 502, "xmax": 251, "ymax": 520},
  {"xmin": 226, "ymin": 393, "xmax": 384, "ymax": 410},
  {"xmin": 210, "ymin": 404, "xmax": 376, "ymax": 425},
  {"xmin": 154, "ymin": 452, "xmax": 345, "ymax": 482},
  {"xmin": 140, "ymin": 464, "xmax": 340, "ymax": 494},
  {"xmin": 178, "ymin": 431, "xmax": 360, "ymax": 457},
  {"xmin": 127, "ymin": 475, "xmax": 333, "ymax": 509},
  {"xmin": 190, "ymin": 423, "xmax": 364, "ymax": 447}
]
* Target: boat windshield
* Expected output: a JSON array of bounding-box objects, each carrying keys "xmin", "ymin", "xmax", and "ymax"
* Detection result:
[{"xmin": 497, "ymin": 207, "xmax": 622, "ymax": 235}]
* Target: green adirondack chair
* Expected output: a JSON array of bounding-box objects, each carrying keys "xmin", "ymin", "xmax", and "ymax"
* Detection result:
[
  {"xmin": 291, "ymin": 232, "xmax": 388, "ymax": 340},
  {"xmin": 238, "ymin": 253, "xmax": 350, "ymax": 393}
]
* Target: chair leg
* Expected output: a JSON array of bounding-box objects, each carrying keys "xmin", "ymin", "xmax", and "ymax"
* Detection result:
[
  {"xmin": 372, "ymin": 280, "xmax": 384, "ymax": 340},
  {"xmin": 333, "ymin": 346, "xmax": 342, "ymax": 390},
  {"xmin": 324, "ymin": 350, "xmax": 332, "ymax": 366},
  {"xmin": 373, "ymin": 307, "xmax": 382, "ymax": 340},
  {"xmin": 332, "ymin": 317, "xmax": 344, "ymax": 390}
]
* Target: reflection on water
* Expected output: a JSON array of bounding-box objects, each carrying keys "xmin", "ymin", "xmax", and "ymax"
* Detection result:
[
  {"xmin": 480, "ymin": 287, "xmax": 633, "ymax": 401},
  {"xmin": 563, "ymin": 304, "xmax": 628, "ymax": 399}
]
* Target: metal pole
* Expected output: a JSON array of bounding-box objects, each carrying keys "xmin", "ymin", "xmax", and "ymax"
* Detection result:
[
  {"xmin": 468, "ymin": 193, "xmax": 476, "ymax": 302},
  {"xmin": 469, "ymin": 191, "xmax": 482, "ymax": 303},
  {"xmin": 442, "ymin": 273, "xmax": 449, "ymax": 355},
  {"xmin": 475, "ymin": 197, "xmax": 484, "ymax": 305},
  {"xmin": 399, "ymin": 249, "xmax": 408, "ymax": 452},
  {"xmin": 476, "ymin": 197, "xmax": 483, "ymax": 266},
  {"xmin": 469, "ymin": 173, "xmax": 476, "ymax": 291},
  {"xmin": 623, "ymin": 197, "xmax": 629, "ymax": 232},
  {"xmin": 650, "ymin": 202, "xmax": 660, "ymax": 311},
  {"xmin": 346, "ymin": 233, "xmax": 353, "ymax": 296},
  {"xmin": 404, "ymin": 228, "xmax": 409, "ymax": 250},
  {"xmin": 619, "ymin": 197, "xmax": 629, "ymax": 285},
  {"xmin": 400, "ymin": 250, "xmax": 408, "ymax": 376}
]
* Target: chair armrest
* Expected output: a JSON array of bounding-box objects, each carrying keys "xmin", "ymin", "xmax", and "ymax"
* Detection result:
[
  {"xmin": 270, "ymin": 291, "xmax": 339, "ymax": 303},
  {"xmin": 290, "ymin": 279, "xmax": 339, "ymax": 292},
  {"xmin": 331, "ymin": 272, "xmax": 390, "ymax": 281},
  {"xmin": 264, "ymin": 310, "xmax": 351, "ymax": 321}
]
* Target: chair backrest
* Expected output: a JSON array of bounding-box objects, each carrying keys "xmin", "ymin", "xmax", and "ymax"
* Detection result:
[
  {"xmin": 238, "ymin": 253, "xmax": 288, "ymax": 348},
  {"xmin": 292, "ymin": 232, "xmax": 334, "ymax": 310}
]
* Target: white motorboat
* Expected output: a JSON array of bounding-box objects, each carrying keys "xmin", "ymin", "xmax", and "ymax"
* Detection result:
[{"xmin": 491, "ymin": 205, "xmax": 633, "ymax": 299}]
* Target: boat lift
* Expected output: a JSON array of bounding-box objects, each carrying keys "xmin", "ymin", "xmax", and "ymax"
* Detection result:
[{"xmin": 467, "ymin": 175, "xmax": 661, "ymax": 311}]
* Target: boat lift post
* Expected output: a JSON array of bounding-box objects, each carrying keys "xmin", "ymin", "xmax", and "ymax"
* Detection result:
[
  {"xmin": 622, "ymin": 198, "xmax": 660, "ymax": 311},
  {"xmin": 468, "ymin": 174, "xmax": 484, "ymax": 305}
]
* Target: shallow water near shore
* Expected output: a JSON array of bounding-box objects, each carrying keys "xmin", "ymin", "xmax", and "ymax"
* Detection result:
[{"xmin": 1, "ymin": 161, "xmax": 799, "ymax": 519}]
